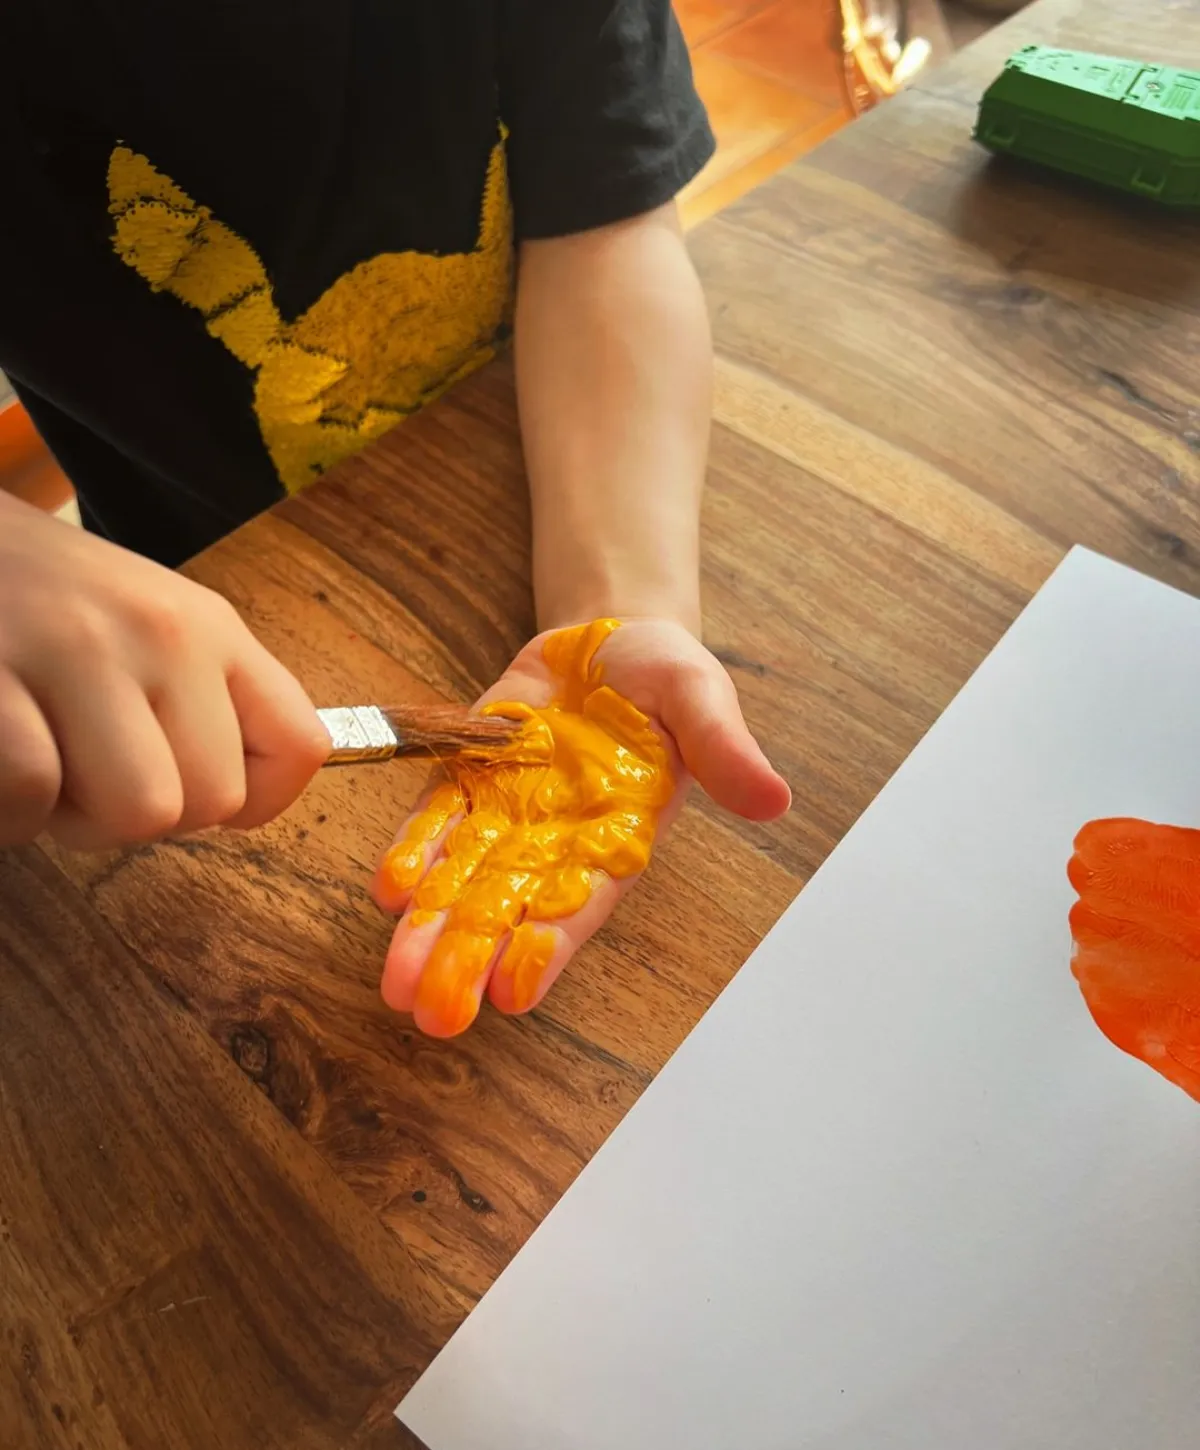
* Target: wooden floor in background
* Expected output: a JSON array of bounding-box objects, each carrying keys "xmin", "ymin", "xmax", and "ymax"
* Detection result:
[
  {"xmin": 677, "ymin": 0, "xmax": 997, "ymax": 228},
  {"xmin": 677, "ymin": 0, "xmax": 854, "ymax": 226}
]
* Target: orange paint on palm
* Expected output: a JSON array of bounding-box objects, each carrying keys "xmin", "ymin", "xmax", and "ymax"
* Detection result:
[
  {"xmin": 1068, "ymin": 817, "xmax": 1200, "ymax": 1103},
  {"xmin": 378, "ymin": 620, "xmax": 673, "ymax": 1036}
]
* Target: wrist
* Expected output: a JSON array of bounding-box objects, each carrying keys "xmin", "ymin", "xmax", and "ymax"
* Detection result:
[
  {"xmin": 531, "ymin": 497, "xmax": 704, "ymax": 639},
  {"xmin": 535, "ymin": 577, "xmax": 702, "ymax": 639}
]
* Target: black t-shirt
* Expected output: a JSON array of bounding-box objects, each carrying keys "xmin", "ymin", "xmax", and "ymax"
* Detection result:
[{"xmin": 0, "ymin": 2, "xmax": 712, "ymax": 565}]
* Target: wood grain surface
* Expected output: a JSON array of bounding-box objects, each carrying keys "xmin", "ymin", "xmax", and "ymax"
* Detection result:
[{"xmin": 5, "ymin": 1, "xmax": 1200, "ymax": 1444}]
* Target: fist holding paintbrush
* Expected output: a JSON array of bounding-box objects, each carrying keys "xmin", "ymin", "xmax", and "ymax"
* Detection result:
[
  {"xmin": 0, "ymin": 493, "xmax": 331, "ymax": 849},
  {"xmin": 0, "ymin": 493, "xmax": 521, "ymax": 849}
]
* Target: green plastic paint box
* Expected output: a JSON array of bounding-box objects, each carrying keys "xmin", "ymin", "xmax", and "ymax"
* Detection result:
[{"xmin": 974, "ymin": 44, "xmax": 1200, "ymax": 206}]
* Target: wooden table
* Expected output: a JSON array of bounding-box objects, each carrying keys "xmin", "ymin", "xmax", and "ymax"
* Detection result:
[{"xmin": 4, "ymin": 2, "xmax": 1199, "ymax": 1444}]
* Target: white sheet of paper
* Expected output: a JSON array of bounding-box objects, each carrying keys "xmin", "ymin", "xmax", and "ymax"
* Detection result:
[{"xmin": 398, "ymin": 548, "xmax": 1200, "ymax": 1450}]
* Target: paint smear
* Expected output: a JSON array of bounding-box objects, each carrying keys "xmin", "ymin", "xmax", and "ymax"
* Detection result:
[
  {"xmin": 378, "ymin": 620, "xmax": 674, "ymax": 1036},
  {"xmin": 1068, "ymin": 817, "xmax": 1200, "ymax": 1103}
]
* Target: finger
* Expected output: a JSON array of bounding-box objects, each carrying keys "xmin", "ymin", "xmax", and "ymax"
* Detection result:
[
  {"xmin": 488, "ymin": 870, "xmax": 623, "ymax": 1016},
  {"xmin": 378, "ymin": 759, "xmax": 523, "ymax": 1024},
  {"xmin": 42, "ymin": 670, "xmax": 183, "ymax": 849},
  {"xmin": 0, "ymin": 669, "xmax": 62, "ymax": 846},
  {"xmin": 222, "ymin": 644, "xmax": 330, "ymax": 829},
  {"xmin": 154, "ymin": 670, "xmax": 247, "ymax": 833},
  {"xmin": 380, "ymin": 908, "xmax": 449, "ymax": 1013},
  {"xmin": 411, "ymin": 925, "xmax": 507, "ymax": 1038},
  {"xmin": 659, "ymin": 665, "xmax": 790, "ymax": 822},
  {"xmin": 371, "ymin": 782, "xmax": 464, "ymax": 914},
  {"xmin": 406, "ymin": 841, "xmax": 524, "ymax": 1036}
]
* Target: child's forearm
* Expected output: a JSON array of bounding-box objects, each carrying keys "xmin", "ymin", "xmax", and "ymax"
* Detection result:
[{"xmin": 514, "ymin": 203, "xmax": 711, "ymax": 636}]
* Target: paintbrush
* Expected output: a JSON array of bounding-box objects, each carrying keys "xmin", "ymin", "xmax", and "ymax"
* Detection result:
[{"xmin": 317, "ymin": 703, "xmax": 526, "ymax": 767}]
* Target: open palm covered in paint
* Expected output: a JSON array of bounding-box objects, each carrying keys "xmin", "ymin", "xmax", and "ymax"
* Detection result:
[
  {"xmin": 1069, "ymin": 817, "xmax": 1200, "ymax": 1103},
  {"xmin": 372, "ymin": 618, "xmax": 791, "ymax": 1037}
]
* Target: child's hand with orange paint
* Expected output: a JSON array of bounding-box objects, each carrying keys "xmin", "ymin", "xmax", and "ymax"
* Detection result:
[{"xmin": 372, "ymin": 618, "xmax": 790, "ymax": 1037}]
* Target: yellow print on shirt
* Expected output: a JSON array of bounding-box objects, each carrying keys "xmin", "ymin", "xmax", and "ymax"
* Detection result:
[{"xmin": 106, "ymin": 139, "xmax": 513, "ymax": 492}]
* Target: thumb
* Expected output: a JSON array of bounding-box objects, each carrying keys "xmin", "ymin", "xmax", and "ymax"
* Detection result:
[
  {"xmin": 658, "ymin": 661, "xmax": 791, "ymax": 822},
  {"xmin": 223, "ymin": 642, "xmax": 331, "ymax": 828}
]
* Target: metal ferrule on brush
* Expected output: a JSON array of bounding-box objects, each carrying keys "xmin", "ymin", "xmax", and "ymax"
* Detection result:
[{"xmin": 318, "ymin": 706, "xmax": 401, "ymax": 765}]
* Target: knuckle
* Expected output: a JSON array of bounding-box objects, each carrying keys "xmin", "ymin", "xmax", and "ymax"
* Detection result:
[
  {"xmin": 197, "ymin": 587, "xmax": 244, "ymax": 635},
  {"xmin": 203, "ymin": 777, "xmax": 249, "ymax": 825},
  {"xmin": 686, "ymin": 651, "xmax": 736, "ymax": 704},
  {"xmin": 45, "ymin": 598, "xmax": 117, "ymax": 660},
  {"xmin": 10, "ymin": 756, "xmax": 61, "ymax": 810},
  {"xmin": 677, "ymin": 655, "xmax": 711, "ymax": 689},
  {"xmin": 118, "ymin": 787, "xmax": 184, "ymax": 843},
  {"xmin": 0, "ymin": 684, "xmax": 61, "ymax": 841},
  {"xmin": 126, "ymin": 593, "xmax": 190, "ymax": 654},
  {"xmin": 0, "ymin": 758, "xmax": 61, "ymax": 843}
]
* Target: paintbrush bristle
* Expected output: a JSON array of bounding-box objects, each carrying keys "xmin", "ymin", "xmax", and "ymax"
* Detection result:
[{"xmin": 380, "ymin": 704, "xmax": 526, "ymax": 761}]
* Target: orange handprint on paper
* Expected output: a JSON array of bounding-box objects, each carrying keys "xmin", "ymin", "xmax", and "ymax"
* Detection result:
[{"xmin": 1069, "ymin": 817, "xmax": 1200, "ymax": 1103}]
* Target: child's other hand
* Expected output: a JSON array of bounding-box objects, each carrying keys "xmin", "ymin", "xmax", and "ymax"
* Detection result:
[
  {"xmin": 373, "ymin": 617, "xmax": 790, "ymax": 1035},
  {"xmin": 0, "ymin": 493, "xmax": 329, "ymax": 850}
]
